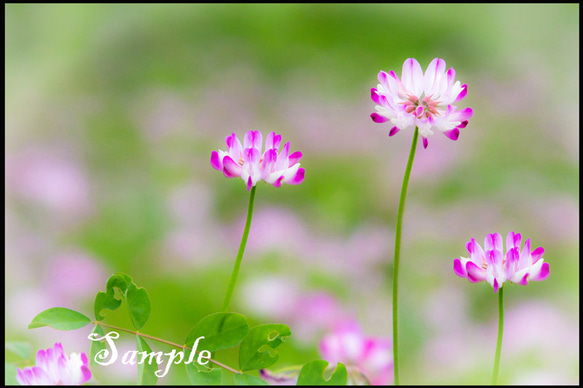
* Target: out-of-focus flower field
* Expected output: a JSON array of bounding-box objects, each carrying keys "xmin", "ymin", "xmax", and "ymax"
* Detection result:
[{"xmin": 5, "ymin": 4, "xmax": 578, "ymax": 385}]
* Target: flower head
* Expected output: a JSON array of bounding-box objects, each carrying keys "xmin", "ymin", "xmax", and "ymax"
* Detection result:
[
  {"xmin": 453, "ymin": 232, "xmax": 550, "ymax": 293},
  {"xmin": 16, "ymin": 342, "xmax": 92, "ymax": 385},
  {"xmin": 319, "ymin": 321, "xmax": 393, "ymax": 385},
  {"xmin": 211, "ymin": 130, "xmax": 305, "ymax": 190},
  {"xmin": 370, "ymin": 57, "xmax": 473, "ymax": 149}
]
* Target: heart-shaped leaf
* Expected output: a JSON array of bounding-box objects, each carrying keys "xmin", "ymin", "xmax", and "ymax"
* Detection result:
[
  {"xmin": 297, "ymin": 360, "xmax": 347, "ymax": 385},
  {"xmin": 127, "ymin": 283, "xmax": 151, "ymax": 330},
  {"xmin": 185, "ymin": 363, "xmax": 223, "ymax": 385},
  {"xmin": 239, "ymin": 324, "xmax": 291, "ymax": 371},
  {"xmin": 185, "ymin": 312, "xmax": 249, "ymax": 352},
  {"xmin": 94, "ymin": 273, "xmax": 133, "ymax": 321}
]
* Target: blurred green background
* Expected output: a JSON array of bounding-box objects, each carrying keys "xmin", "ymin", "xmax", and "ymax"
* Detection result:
[{"xmin": 5, "ymin": 4, "xmax": 578, "ymax": 385}]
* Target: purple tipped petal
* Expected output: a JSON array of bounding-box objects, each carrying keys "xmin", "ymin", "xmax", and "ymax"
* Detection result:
[
  {"xmin": 466, "ymin": 261, "xmax": 487, "ymax": 282},
  {"xmin": 531, "ymin": 247, "xmax": 545, "ymax": 263},
  {"xmin": 289, "ymin": 167, "xmax": 305, "ymax": 185},
  {"xmin": 466, "ymin": 238, "xmax": 478, "ymax": 255},
  {"xmin": 456, "ymin": 121, "xmax": 468, "ymax": 129},
  {"xmin": 222, "ymin": 156, "xmax": 242, "ymax": 178},
  {"xmin": 532, "ymin": 262, "xmax": 550, "ymax": 281},
  {"xmin": 244, "ymin": 130, "xmax": 263, "ymax": 152},
  {"xmin": 518, "ymin": 273, "xmax": 529, "ymax": 286},
  {"xmin": 443, "ymin": 128, "xmax": 460, "ymax": 141},
  {"xmin": 388, "ymin": 126, "xmax": 400, "ymax": 136},
  {"xmin": 453, "ymin": 258, "xmax": 467, "ymax": 278},
  {"xmin": 246, "ymin": 176, "xmax": 253, "ymax": 191},
  {"xmin": 493, "ymin": 278, "xmax": 500, "ymax": 293},
  {"xmin": 273, "ymin": 175, "xmax": 284, "ymax": 188},
  {"xmin": 378, "ymin": 70, "xmax": 389, "ymax": 85},
  {"xmin": 422, "ymin": 137, "xmax": 429, "ymax": 149},
  {"xmin": 485, "ymin": 233, "xmax": 503, "ymax": 253},
  {"xmin": 288, "ymin": 151, "xmax": 302, "ymax": 166},
  {"xmin": 505, "ymin": 247, "xmax": 520, "ymax": 279},
  {"xmin": 225, "ymin": 133, "xmax": 236, "ymax": 149},
  {"xmin": 371, "ymin": 88, "xmax": 382, "ymax": 104},
  {"xmin": 210, "ymin": 151, "xmax": 223, "ymax": 170},
  {"xmin": 452, "ymin": 107, "xmax": 474, "ymax": 122},
  {"xmin": 371, "ymin": 113, "xmax": 390, "ymax": 123},
  {"xmin": 454, "ymin": 84, "xmax": 468, "ymax": 102}
]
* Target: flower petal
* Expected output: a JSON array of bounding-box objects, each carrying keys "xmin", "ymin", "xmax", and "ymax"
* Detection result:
[
  {"xmin": 371, "ymin": 112, "xmax": 390, "ymax": 123},
  {"xmin": 466, "ymin": 261, "xmax": 487, "ymax": 283},
  {"xmin": 210, "ymin": 151, "xmax": 223, "ymax": 171},
  {"xmin": 401, "ymin": 58, "xmax": 424, "ymax": 96},
  {"xmin": 443, "ymin": 128, "xmax": 460, "ymax": 141},
  {"xmin": 453, "ymin": 258, "xmax": 467, "ymax": 278},
  {"xmin": 222, "ymin": 156, "xmax": 242, "ymax": 178},
  {"xmin": 388, "ymin": 126, "xmax": 400, "ymax": 136}
]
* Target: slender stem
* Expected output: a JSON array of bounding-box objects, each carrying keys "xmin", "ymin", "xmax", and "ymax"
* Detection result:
[
  {"xmin": 222, "ymin": 185, "xmax": 257, "ymax": 312},
  {"xmin": 91, "ymin": 321, "xmax": 241, "ymax": 374},
  {"xmin": 392, "ymin": 127, "xmax": 419, "ymax": 385},
  {"xmin": 492, "ymin": 286, "xmax": 504, "ymax": 385}
]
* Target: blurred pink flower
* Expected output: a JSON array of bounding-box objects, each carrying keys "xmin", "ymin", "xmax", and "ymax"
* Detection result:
[
  {"xmin": 211, "ymin": 130, "xmax": 304, "ymax": 190},
  {"xmin": 16, "ymin": 342, "xmax": 91, "ymax": 385},
  {"xmin": 6, "ymin": 150, "xmax": 92, "ymax": 219},
  {"xmin": 44, "ymin": 251, "xmax": 107, "ymax": 306},
  {"xmin": 454, "ymin": 232, "xmax": 550, "ymax": 293},
  {"xmin": 319, "ymin": 321, "xmax": 393, "ymax": 385},
  {"xmin": 241, "ymin": 277, "xmax": 348, "ymax": 343},
  {"xmin": 371, "ymin": 57, "xmax": 473, "ymax": 148}
]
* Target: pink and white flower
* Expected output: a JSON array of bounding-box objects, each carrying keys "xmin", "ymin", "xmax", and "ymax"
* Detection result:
[
  {"xmin": 16, "ymin": 342, "xmax": 91, "ymax": 385},
  {"xmin": 319, "ymin": 321, "xmax": 393, "ymax": 385},
  {"xmin": 211, "ymin": 130, "xmax": 305, "ymax": 190},
  {"xmin": 453, "ymin": 232, "xmax": 550, "ymax": 293},
  {"xmin": 370, "ymin": 57, "xmax": 473, "ymax": 149}
]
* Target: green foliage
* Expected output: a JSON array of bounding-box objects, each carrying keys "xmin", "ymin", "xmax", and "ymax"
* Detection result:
[
  {"xmin": 22, "ymin": 272, "xmax": 347, "ymax": 385},
  {"xmin": 234, "ymin": 373, "xmax": 269, "ymax": 385},
  {"xmin": 297, "ymin": 360, "xmax": 348, "ymax": 385},
  {"xmin": 94, "ymin": 273, "xmax": 133, "ymax": 321},
  {"xmin": 239, "ymin": 324, "xmax": 291, "ymax": 372},
  {"xmin": 136, "ymin": 336, "xmax": 159, "ymax": 385},
  {"xmin": 89, "ymin": 324, "xmax": 107, "ymax": 367},
  {"xmin": 127, "ymin": 283, "xmax": 152, "ymax": 331},
  {"xmin": 185, "ymin": 312, "xmax": 249, "ymax": 352},
  {"xmin": 185, "ymin": 363, "xmax": 223, "ymax": 385},
  {"xmin": 94, "ymin": 273, "xmax": 152, "ymax": 331},
  {"xmin": 28, "ymin": 307, "xmax": 91, "ymax": 331}
]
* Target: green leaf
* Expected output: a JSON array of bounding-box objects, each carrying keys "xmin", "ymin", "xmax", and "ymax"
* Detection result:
[
  {"xmin": 28, "ymin": 307, "xmax": 91, "ymax": 330},
  {"xmin": 127, "ymin": 283, "xmax": 151, "ymax": 330},
  {"xmin": 5, "ymin": 342, "xmax": 31, "ymax": 361},
  {"xmin": 239, "ymin": 324, "xmax": 291, "ymax": 371},
  {"xmin": 107, "ymin": 273, "xmax": 132, "ymax": 296},
  {"xmin": 94, "ymin": 291, "xmax": 122, "ymax": 321},
  {"xmin": 89, "ymin": 325, "xmax": 106, "ymax": 367},
  {"xmin": 234, "ymin": 373, "xmax": 269, "ymax": 385},
  {"xmin": 185, "ymin": 312, "xmax": 249, "ymax": 352},
  {"xmin": 94, "ymin": 273, "xmax": 133, "ymax": 321},
  {"xmin": 297, "ymin": 360, "xmax": 348, "ymax": 385},
  {"xmin": 185, "ymin": 363, "xmax": 223, "ymax": 385},
  {"xmin": 136, "ymin": 336, "xmax": 158, "ymax": 385}
]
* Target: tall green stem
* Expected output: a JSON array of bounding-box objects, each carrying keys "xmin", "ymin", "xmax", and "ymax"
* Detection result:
[
  {"xmin": 492, "ymin": 286, "xmax": 504, "ymax": 385},
  {"xmin": 392, "ymin": 127, "xmax": 419, "ymax": 385},
  {"xmin": 222, "ymin": 185, "xmax": 257, "ymax": 312}
]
